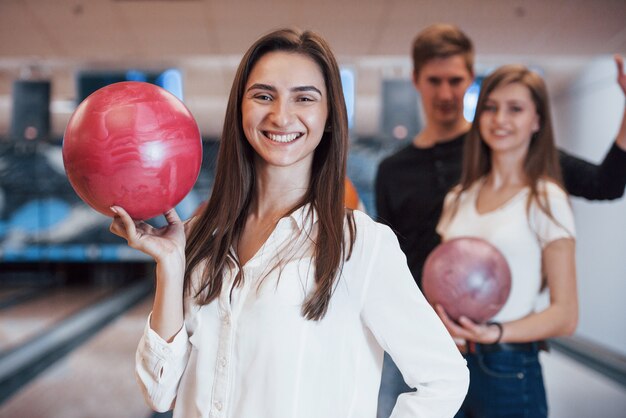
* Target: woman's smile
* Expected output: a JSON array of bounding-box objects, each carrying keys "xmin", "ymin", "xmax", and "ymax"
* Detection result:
[{"xmin": 263, "ymin": 131, "xmax": 305, "ymax": 144}]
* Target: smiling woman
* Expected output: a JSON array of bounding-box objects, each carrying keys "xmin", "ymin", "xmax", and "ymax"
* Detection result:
[
  {"xmin": 242, "ymin": 51, "xmax": 328, "ymax": 173},
  {"xmin": 108, "ymin": 28, "xmax": 469, "ymax": 418},
  {"xmin": 436, "ymin": 65, "xmax": 580, "ymax": 418},
  {"xmin": 478, "ymin": 82, "xmax": 540, "ymax": 158}
]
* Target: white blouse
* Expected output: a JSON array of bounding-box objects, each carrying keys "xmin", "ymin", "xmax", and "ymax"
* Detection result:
[
  {"xmin": 136, "ymin": 208, "xmax": 469, "ymax": 418},
  {"xmin": 437, "ymin": 180, "xmax": 575, "ymax": 322}
]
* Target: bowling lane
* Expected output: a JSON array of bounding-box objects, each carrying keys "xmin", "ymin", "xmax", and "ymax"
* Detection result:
[
  {"xmin": 0, "ymin": 296, "xmax": 154, "ymax": 418},
  {"xmin": 0, "ymin": 286, "xmax": 26, "ymax": 299},
  {"xmin": 0, "ymin": 285, "xmax": 116, "ymax": 353},
  {"xmin": 0, "ymin": 285, "xmax": 48, "ymax": 310}
]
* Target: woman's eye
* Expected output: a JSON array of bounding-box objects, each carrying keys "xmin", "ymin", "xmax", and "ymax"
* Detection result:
[
  {"xmin": 254, "ymin": 94, "xmax": 272, "ymax": 101},
  {"xmin": 483, "ymin": 104, "xmax": 497, "ymax": 112},
  {"xmin": 297, "ymin": 96, "xmax": 315, "ymax": 102}
]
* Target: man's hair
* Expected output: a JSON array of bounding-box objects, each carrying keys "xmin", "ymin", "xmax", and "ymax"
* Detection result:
[{"xmin": 411, "ymin": 23, "xmax": 474, "ymax": 76}]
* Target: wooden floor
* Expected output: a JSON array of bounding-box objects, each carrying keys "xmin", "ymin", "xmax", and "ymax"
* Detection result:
[
  {"xmin": 542, "ymin": 350, "xmax": 626, "ymax": 418},
  {"xmin": 0, "ymin": 285, "xmax": 625, "ymax": 418},
  {"xmin": 0, "ymin": 286, "xmax": 112, "ymax": 352},
  {"xmin": 0, "ymin": 294, "xmax": 153, "ymax": 418}
]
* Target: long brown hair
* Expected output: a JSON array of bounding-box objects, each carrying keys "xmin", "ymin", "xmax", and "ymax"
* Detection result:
[
  {"xmin": 184, "ymin": 28, "xmax": 355, "ymax": 320},
  {"xmin": 458, "ymin": 65, "xmax": 564, "ymax": 220}
]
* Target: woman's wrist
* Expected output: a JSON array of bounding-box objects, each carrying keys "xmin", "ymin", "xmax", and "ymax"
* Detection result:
[
  {"xmin": 486, "ymin": 321, "xmax": 504, "ymax": 344},
  {"xmin": 156, "ymin": 256, "xmax": 186, "ymax": 286}
]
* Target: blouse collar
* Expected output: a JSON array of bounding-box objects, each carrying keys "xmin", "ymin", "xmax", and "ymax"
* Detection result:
[{"xmin": 285, "ymin": 203, "xmax": 318, "ymax": 232}]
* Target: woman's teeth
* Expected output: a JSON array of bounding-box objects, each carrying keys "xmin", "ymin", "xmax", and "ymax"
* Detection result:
[{"xmin": 266, "ymin": 132, "xmax": 301, "ymax": 143}]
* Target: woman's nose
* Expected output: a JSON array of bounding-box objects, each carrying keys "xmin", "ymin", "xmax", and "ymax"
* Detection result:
[
  {"xmin": 493, "ymin": 108, "xmax": 507, "ymax": 124},
  {"xmin": 268, "ymin": 100, "xmax": 293, "ymax": 127}
]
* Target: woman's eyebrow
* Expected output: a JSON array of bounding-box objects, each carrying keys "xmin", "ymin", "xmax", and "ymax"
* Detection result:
[
  {"xmin": 246, "ymin": 83, "xmax": 322, "ymax": 96},
  {"xmin": 246, "ymin": 83, "xmax": 275, "ymax": 92},
  {"xmin": 291, "ymin": 86, "xmax": 322, "ymax": 95}
]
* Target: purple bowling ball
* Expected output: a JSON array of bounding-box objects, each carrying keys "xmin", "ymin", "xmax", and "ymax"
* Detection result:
[{"xmin": 422, "ymin": 237, "xmax": 511, "ymax": 323}]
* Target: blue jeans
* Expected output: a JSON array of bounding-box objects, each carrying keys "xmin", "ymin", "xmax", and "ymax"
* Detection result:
[
  {"xmin": 455, "ymin": 349, "xmax": 548, "ymax": 418},
  {"xmin": 377, "ymin": 352, "xmax": 413, "ymax": 418}
]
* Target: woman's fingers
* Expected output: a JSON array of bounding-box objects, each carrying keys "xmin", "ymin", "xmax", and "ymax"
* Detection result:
[
  {"xmin": 163, "ymin": 208, "xmax": 182, "ymax": 225},
  {"xmin": 110, "ymin": 206, "xmax": 139, "ymax": 243},
  {"xmin": 458, "ymin": 316, "xmax": 498, "ymax": 343},
  {"xmin": 109, "ymin": 214, "xmax": 128, "ymax": 239},
  {"xmin": 615, "ymin": 54, "xmax": 624, "ymax": 75},
  {"xmin": 435, "ymin": 305, "xmax": 482, "ymax": 340},
  {"xmin": 135, "ymin": 221, "xmax": 156, "ymax": 236},
  {"xmin": 108, "ymin": 206, "xmax": 187, "ymax": 265},
  {"xmin": 435, "ymin": 305, "xmax": 464, "ymax": 336},
  {"xmin": 457, "ymin": 316, "xmax": 480, "ymax": 332},
  {"xmin": 457, "ymin": 316, "xmax": 481, "ymax": 339},
  {"xmin": 615, "ymin": 54, "xmax": 626, "ymax": 94}
]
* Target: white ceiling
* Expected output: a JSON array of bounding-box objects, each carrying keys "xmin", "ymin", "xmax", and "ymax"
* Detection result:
[{"xmin": 1, "ymin": 0, "xmax": 625, "ymax": 136}]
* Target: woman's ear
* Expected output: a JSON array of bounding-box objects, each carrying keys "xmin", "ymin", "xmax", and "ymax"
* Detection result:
[{"xmin": 532, "ymin": 114, "xmax": 541, "ymax": 134}]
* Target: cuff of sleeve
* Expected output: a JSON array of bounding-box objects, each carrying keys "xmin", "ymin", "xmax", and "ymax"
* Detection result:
[{"xmin": 143, "ymin": 312, "xmax": 189, "ymax": 358}]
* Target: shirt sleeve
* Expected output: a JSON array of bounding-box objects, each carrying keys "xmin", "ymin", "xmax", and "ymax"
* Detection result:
[
  {"xmin": 559, "ymin": 144, "xmax": 626, "ymax": 200},
  {"xmin": 360, "ymin": 223, "xmax": 469, "ymax": 418},
  {"xmin": 135, "ymin": 313, "xmax": 191, "ymax": 412},
  {"xmin": 530, "ymin": 182, "xmax": 576, "ymax": 248}
]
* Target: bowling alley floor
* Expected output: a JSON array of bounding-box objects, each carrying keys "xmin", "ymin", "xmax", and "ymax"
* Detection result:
[
  {"xmin": 0, "ymin": 286, "xmax": 113, "ymax": 352},
  {"xmin": 0, "ymin": 290, "xmax": 625, "ymax": 417},
  {"xmin": 541, "ymin": 350, "xmax": 626, "ymax": 418},
  {"xmin": 0, "ymin": 295, "xmax": 154, "ymax": 418}
]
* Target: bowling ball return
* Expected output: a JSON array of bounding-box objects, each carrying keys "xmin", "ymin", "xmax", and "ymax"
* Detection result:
[
  {"xmin": 62, "ymin": 81, "xmax": 202, "ymax": 220},
  {"xmin": 422, "ymin": 237, "xmax": 511, "ymax": 323}
]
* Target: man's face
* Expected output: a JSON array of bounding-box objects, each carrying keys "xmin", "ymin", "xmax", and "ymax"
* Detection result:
[{"xmin": 413, "ymin": 55, "xmax": 474, "ymax": 129}]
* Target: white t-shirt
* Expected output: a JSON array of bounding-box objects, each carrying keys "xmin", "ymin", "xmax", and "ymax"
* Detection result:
[
  {"xmin": 437, "ymin": 179, "xmax": 575, "ymax": 323},
  {"xmin": 136, "ymin": 207, "xmax": 469, "ymax": 418}
]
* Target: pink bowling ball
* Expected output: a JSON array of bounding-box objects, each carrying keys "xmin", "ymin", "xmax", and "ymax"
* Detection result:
[
  {"xmin": 422, "ymin": 237, "xmax": 511, "ymax": 323},
  {"xmin": 62, "ymin": 81, "xmax": 202, "ymax": 220}
]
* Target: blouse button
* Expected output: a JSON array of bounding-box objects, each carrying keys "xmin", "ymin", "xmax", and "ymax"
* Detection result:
[{"xmin": 214, "ymin": 400, "xmax": 223, "ymax": 411}]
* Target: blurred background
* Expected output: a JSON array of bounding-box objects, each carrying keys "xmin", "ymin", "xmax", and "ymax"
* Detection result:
[{"xmin": 0, "ymin": 1, "xmax": 625, "ymax": 417}]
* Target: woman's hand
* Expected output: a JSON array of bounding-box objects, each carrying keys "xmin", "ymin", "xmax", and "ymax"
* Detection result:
[
  {"xmin": 111, "ymin": 206, "xmax": 190, "ymax": 341},
  {"xmin": 615, "ymin": 54, "xmax": 626, "ymax": 96},
  {"xmin": 614, "ymin": 55, "xmax": 626, "ymax": 151},
  {"xmin": 109, "ymin": 206, "xmax": 187, "ymax": 265},
  {"xmin": 435, "ymin": 304, "xmax": 502, "ymax": 344}
]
